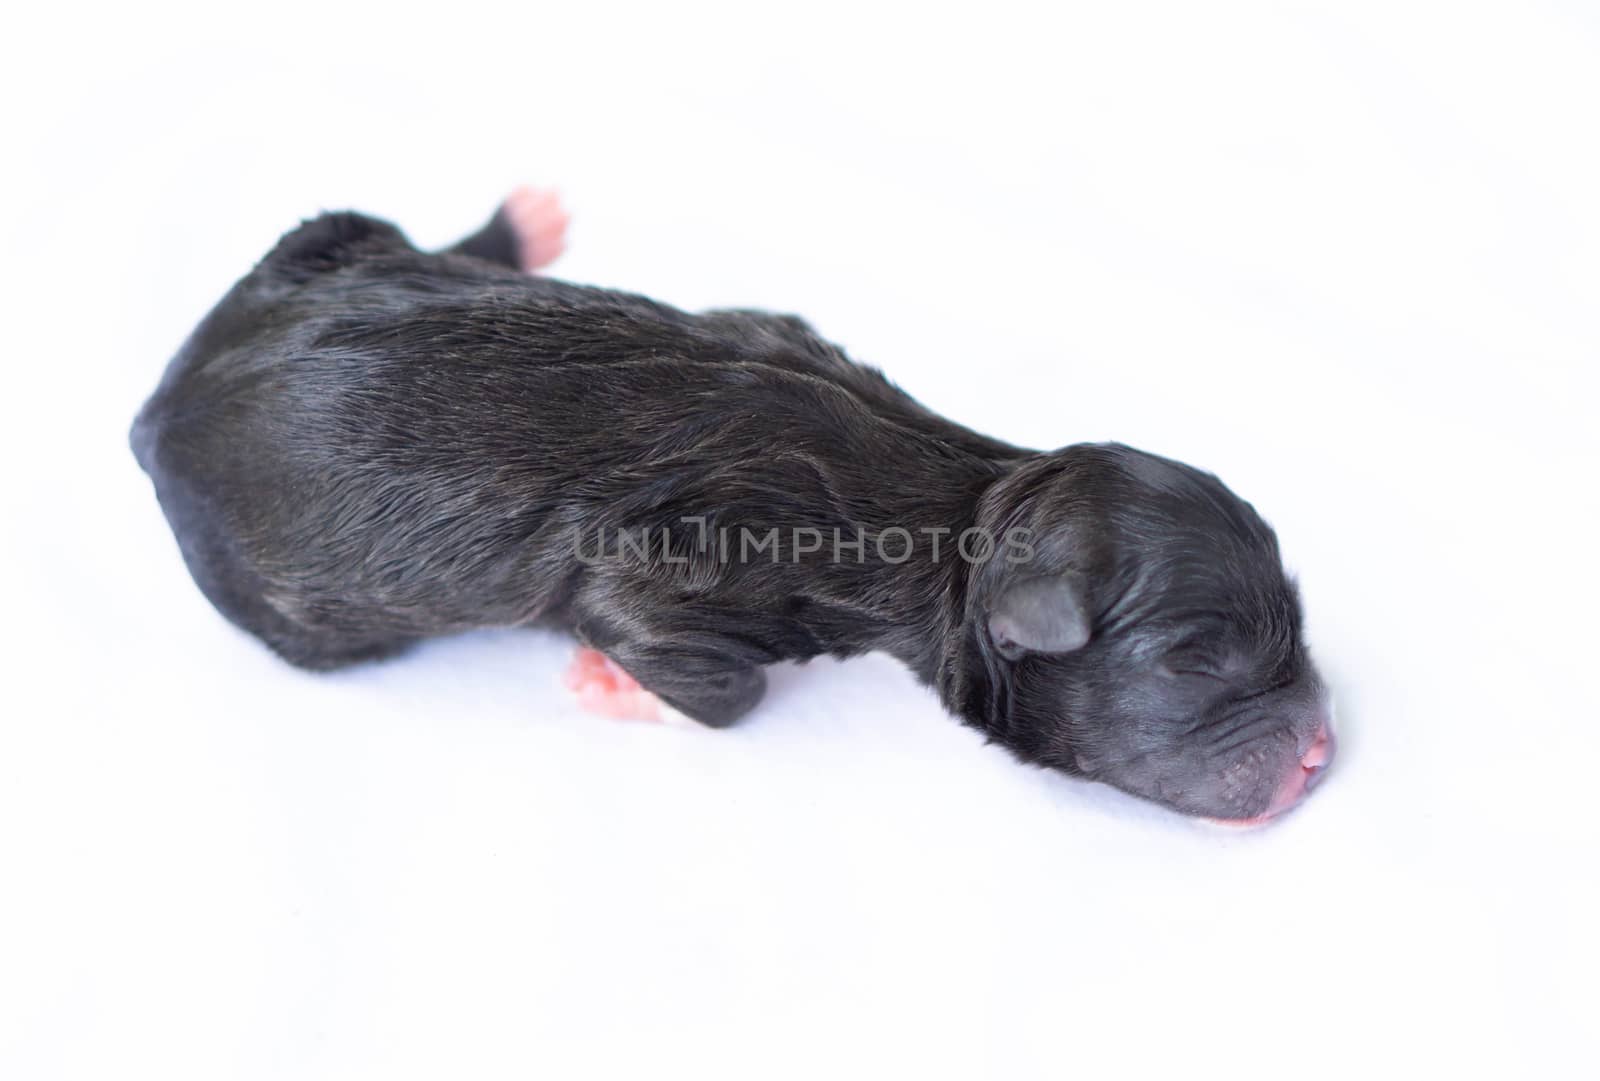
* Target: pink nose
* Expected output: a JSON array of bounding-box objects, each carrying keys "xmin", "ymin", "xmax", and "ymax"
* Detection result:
[
  {"xmin": 1209, "ymin": 721, "xmax": 1336, "ymax": 826},
  {"xmin": 1259, "ymin": 720, "xmax": 1336, "ymax": 818},
  {"xmin": 1300, "ymin": 722, "xmax": 1334, "ymax": 773}
]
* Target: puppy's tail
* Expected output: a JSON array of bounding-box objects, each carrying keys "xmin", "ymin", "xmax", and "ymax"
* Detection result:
[{"xmin": 257, "ymin": 211, "xmax": 414, "ymax": 285}]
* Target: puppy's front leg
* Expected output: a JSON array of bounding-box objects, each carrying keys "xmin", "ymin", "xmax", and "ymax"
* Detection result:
[{"xmin": 563, "ymin": 643, "xmax": 767, "ymax": 729}]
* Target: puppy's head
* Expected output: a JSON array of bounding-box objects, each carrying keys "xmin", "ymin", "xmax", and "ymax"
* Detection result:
[{"xmin": 965, "ymin": 444, "xmax": 1332, "ymax": 823}]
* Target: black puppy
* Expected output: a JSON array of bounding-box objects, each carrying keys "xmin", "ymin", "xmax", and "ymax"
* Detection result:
[{"xmin": 131, "ymin": 188, "xmax": 1334, "ymax": 823}]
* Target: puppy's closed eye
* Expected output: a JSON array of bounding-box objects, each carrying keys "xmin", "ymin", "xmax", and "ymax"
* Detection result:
[{"xmin": 1158, "ymin": 654, "xmax": 1225, "ymax": 682}]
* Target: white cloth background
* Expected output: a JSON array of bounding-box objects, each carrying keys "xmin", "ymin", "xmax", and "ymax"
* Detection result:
[{"xmin": 3, "ymin": 3, "xmax": 1596, "ymax": 1077}]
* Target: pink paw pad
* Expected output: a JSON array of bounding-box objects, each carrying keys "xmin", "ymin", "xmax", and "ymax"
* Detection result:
[
  {"xmin": 502, "ymin": 184, "xmax": 570, "ymax": 272},
  {"xmin": 563, "ymin": 646, "xmax": 668, "ymax": 723}
]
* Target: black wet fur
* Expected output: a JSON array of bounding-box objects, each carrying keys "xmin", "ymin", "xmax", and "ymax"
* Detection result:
[{"xmin": 130, "ymin": 202, "xmax": 1328, "ymax": 818}]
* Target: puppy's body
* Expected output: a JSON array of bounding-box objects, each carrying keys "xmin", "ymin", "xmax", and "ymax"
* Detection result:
[{"xmin": 133, "ymin": 201, "xmax": 1333, "ymax": 820}]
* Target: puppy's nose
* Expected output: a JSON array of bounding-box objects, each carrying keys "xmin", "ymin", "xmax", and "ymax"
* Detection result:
[
  {"xmin": 1210, "ymin": 720, "xmax": 1337, "ymax": 826},
  {"xmin": 1300, "ymin": 721, "xmax": 1335, "ymax": 786},
  {"xmin": 1262, "ymin": 720, "xmax": 1336, "ymax": 814}
]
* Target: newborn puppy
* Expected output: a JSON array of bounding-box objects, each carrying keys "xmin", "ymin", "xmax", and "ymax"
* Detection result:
[{"xmin": 131, "ymin": 188, "xmax": 1334, "ymax": 823}]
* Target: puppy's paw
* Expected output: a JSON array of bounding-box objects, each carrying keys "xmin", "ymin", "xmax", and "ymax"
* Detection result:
[
  {"xmin": 562, "ymin": 647, "xmax": 696, "ymax": 725},
  {"xmin": 501, "ymin": 185, "xmax": 569, "ymax": 272}
]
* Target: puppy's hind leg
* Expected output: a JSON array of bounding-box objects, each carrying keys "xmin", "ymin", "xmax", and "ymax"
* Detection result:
[{"xmin": 449, "ymin": 185, "xmax": 570, "ymax": 272}]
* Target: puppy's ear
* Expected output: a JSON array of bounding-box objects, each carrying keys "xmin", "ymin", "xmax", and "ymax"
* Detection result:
[{"xmin": 987, "ymin": 575, "xmax": 1091, "ymax": 659}]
